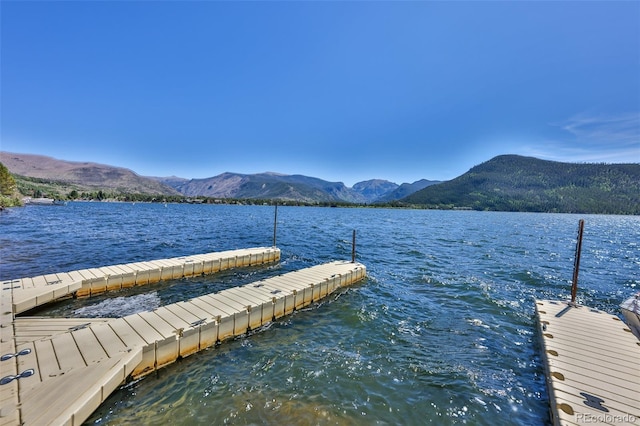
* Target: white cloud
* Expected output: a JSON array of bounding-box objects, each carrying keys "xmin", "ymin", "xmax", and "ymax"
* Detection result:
[
  {"xmin": 527, "ymin": 112, "xmax": 640, "ymax": 163},
  {"xmin": 561, "ymin": 112, "xmax": 639, "ymax": 147}
]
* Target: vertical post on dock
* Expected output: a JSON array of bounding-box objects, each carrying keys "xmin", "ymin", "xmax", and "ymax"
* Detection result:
[
  {"xmin": 273, "ymin": 203, "xmax": 278, "ymax": 247},
  {"xmin": 571, "ymin": 219, "xmax": 584, "ymax": 305},
  {"xmin": 351, "ymin": 229, "xmax": 356, "ymax": 263}
]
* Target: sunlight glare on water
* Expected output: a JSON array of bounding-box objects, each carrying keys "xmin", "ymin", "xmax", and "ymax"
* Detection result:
[{"xmin": 1, "ymin": 204, "xmax": 638, "ymax": 425}]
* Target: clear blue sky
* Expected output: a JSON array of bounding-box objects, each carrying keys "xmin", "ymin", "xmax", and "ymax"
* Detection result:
[{"xmin": 2, "ymin": 1, "xmax": 639, "ymax": 186}]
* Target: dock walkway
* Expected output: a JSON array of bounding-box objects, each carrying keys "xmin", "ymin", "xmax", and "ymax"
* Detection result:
[
  {"xmin": 1, "ymin": 249, "xmax": 366, "ymax": 426},
  {"xmin": 535, "ymin": 300, "xmax": 640, "ymax": 425},
  {"xmin": 3, "ymin": 246, "xmax": 280, "ymax": 314}
]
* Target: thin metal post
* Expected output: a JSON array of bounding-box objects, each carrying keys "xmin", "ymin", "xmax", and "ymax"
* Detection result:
[
  {"xmin": 571, "ymin": 219, "xmax": 584, "ymax": 305},
  {"xmin": 351, "ymin": 229, "xmax": 356, "ymax": 263},
  {"xmin": 273, "ymin": 204, "xmax": 278, "ymax": 247}
]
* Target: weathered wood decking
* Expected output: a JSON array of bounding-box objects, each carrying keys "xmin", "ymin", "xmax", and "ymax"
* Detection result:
[
  {"xmin": 1, "ymin": 251, "xmax": 366, "ymax": 426},
  {"xmin": 535, "ymin": 300, "xmax": 640, "ymax": 426}
]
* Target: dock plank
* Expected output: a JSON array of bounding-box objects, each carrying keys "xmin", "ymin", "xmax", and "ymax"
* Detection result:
[
  {"xmin": 4, "ymin": 258, "xmax": 366, "ymax": 425},
  {"xmin": 72, "ymin": 327, "xmax": 109, "ymax": 364},
  {"xmin": 90, "ymin": 323, "xmax": 128, "ymax": 358},
  {"xmin": 535, "ymin": 299, "xmax": 640, "ymax": 426},
  {"xmin": 9, "ymin": 247, "xmax": 281, "ymax": 314},
  {"xmin": 50, "ymin": 332, "xmax": 86, "ymax": 372},
  {"xmin": 0, "ymin": 286, "xmax": 19, "ymax": 426},
  {"xmin": 32, "ymin": 339, "xmax": 60, "ymax": 382},
  {"xmin": 20, "ymin": 348, "xmax": 142, "ymax": 426}
]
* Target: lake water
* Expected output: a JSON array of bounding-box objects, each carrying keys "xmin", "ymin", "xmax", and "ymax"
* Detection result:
[{"xmin": 1, "ymin": 203, "xmax": 638, "ymax": 425}]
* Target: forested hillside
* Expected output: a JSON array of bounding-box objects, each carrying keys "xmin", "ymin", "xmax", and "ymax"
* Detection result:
[{"xmin": 402, "ymin": 155, "xmax": 640, "ymax": 214}]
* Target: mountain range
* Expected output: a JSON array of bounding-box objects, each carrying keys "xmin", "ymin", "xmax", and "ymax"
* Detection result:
[
  {"xmin": 0, "ymin": 152, "xmax": 437, "ymax": 203},
  {"xmin": 2, "ymin": 151, "xmax": 638, "ymax": 214}
]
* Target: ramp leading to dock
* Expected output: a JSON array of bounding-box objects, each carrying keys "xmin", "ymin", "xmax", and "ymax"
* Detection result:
[
  {"xmin": 1, "ymin": 258, "xmax": 366, "ymax": 426},
  {"xmin": 535, "ymin": 300, "xmax": 640, "ymax": 425}
]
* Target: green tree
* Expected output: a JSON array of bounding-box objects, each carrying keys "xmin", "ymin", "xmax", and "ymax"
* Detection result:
[{"xmin": 0, "ymin": 162, "xmax": 17, "ymax": 196}]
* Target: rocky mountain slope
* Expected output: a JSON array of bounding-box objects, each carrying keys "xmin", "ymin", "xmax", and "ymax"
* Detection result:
[
  {"xmin": 376, "ymin": 179, "xmax": 439, "ymax": 202},
  {"xmin": 1, "ymin": 152, "xmax": 425, "ymax": 203}
]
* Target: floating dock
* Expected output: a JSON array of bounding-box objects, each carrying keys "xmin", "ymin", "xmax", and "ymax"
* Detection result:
[
  {"xmin": 2, "ymin": 246, "xmax": 280, "ymax": 315},
  {"xmin": 1, "ymin": 249, "xmax": 366, "ymax": 426},
  {"xmin": 535, "ymin": 300, "xmax": 640, "ymax": 425}
]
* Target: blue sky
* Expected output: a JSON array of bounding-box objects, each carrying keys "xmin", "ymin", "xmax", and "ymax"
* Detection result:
[{"xmin": 2, "ymin": 1, "xmax": 639, "ymax": 186}]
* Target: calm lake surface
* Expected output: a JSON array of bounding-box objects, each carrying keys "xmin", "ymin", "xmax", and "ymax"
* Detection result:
[{"xmin": 1, "ymin": 203, "xmax": 638, "ymax": 425}]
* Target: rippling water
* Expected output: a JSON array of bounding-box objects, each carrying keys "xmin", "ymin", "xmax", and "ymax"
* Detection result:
[{"xmin": 1, "ymin": 203, "xmax": 638, "ymax": 425}]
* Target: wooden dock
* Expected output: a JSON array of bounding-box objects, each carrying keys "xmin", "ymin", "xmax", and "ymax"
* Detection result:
[
  {"xmin": 2, "ymin": 246, "xmax": 280, "ymax": 315},
  {"xmin": 1, "ymin": 253, "xmax": 366, "ymax": 426},
  {"xmin": 535, "ymin": 300, "xmax": 640, "ymax": 425}
]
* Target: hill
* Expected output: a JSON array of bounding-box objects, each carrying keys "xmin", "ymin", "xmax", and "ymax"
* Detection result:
[
  {"xmin": 1, "ymin": 152, "xmax": 180, "ymax": 197},
  {"xmin": 1, "ymin": 152, "xmax": 424, "ymax": 203},
  {"xmin": 402, "ymin": 155, "xmax": 640, "ymax": 214}
]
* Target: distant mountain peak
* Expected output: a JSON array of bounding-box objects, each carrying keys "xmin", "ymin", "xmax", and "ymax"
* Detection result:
[{"xmin": 1, "ymin": 151, "xmax": 436, "ymax": 203}]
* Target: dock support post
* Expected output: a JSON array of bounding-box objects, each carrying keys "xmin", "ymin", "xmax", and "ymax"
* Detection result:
[
  {"xmin": 351, "ymin": 229, "xmax": 356, "ymax": 263},
  {"xmin": 273, "ymin": 204, "xmax": 278, "ymax": 247},
  {"xmin": 571, "ymin": 219, "xmax": 584, "ymax": 305}
]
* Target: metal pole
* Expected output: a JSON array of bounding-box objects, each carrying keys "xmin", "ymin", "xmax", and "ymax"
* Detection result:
[
  {"xmin": 273, "ymin": 203, "xmax": 278, "ymax": 247},
  {"xmin": 351, "ymin": 229, "xmax": 356, "ymax": 263},
  {"xmin": 571, "ymin": 219, "xmax": 584, "ymax": 305}
]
